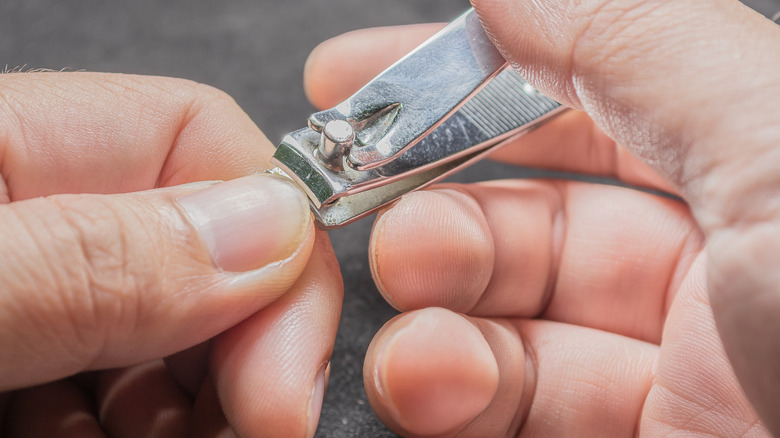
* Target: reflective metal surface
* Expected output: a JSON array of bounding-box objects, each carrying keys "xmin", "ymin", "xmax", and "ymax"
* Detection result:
[{"xmin": 272, "ymin": 8, "xmax": 565, "ymax": 228}]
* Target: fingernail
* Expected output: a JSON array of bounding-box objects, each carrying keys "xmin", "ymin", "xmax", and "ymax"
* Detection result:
[
  {"xmin": 375, "ymin": 309, "xmax": 499, "ymax": 436},
  {"xmin": 307, "ymin": 362, "xmax": 329, "ymax": 438},
  {"xmin": 176, "ymin": 174, "xmax": 310, "ymax": 272}
]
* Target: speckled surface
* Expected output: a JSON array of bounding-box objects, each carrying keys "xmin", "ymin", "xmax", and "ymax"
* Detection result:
[{"xmin": 1, "ymin": 1, "xmax": 777, "ymax": 436}]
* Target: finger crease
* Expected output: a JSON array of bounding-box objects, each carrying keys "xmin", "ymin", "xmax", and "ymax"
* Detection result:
[
  {"xmin": 0, "ymin": 85, "xmax": 29, "ymax": 203},
  {"xmin": 661, "ymin": 224, "xmax": 703, "ymax": 325},
  {"xmin": 0, "ymin": 130, "xmax": 10, "ymax": 204},
  {"xmin": 537, "ymin": 181, "xmax": 568, "ymax": 318},
  {"xmin": 567, "ymin": 1, "xmax": 613, "ymax": 110},
  {"xmin": 154, "ymin": 98, "xmax": 202, "ymax": 188},
  {"xmin": 512, "ymin": 323, "xmax": 539, "ymax": 437}
]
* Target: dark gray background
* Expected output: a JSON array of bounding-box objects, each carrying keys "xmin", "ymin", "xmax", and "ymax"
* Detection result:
[{"xmin": 1, "ymin": 1, "xmax": 778, "ymax": 437}]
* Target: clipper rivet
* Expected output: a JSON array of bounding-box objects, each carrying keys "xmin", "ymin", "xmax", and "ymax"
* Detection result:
[{"xmin": 319, "ymin": 120, "xmax": 354, "ymax": 162}]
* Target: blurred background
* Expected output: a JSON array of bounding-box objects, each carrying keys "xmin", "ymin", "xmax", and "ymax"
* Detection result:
[{"xmin": 2, "ymin": 0, "xmax": 778, "ymax": 436}]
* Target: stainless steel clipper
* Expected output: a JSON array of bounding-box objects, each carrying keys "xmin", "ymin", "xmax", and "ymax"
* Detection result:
[{"xmin": 271, "ymin": 8, "xmax": 566, "ymax": 229}]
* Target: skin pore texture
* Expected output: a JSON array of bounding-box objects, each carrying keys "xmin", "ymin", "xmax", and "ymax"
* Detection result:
[
  {"xmin": 304, "ymin": 0, "xmax": 780, "ymax": 435},
  {"xmin": 0, "ymin": 73, "xmax": 343, "ymax": 437},
  {"xmin": 1, "ymin": 0, "xmax": 779, "ymax": 436}
]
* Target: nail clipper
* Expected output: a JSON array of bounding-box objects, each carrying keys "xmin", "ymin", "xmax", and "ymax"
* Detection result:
[{"xmin": 270, "ymin": 8, "xmax": 566, "ymax": 229}]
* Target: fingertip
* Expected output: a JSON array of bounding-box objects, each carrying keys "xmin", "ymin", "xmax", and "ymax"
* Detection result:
[
  {"xmin": 365, "ymin": 308, "xmax": 499, "ymax": 436},
  {"xmin": 4, "ymin": 380, "xmax": 104, "ymax": 438},
  {"xmin": 303, "ymin": 24, "xmax": 445, "ymax": 110},
  {"xmin": 95, "ymin": 360, "xmax": 191, "ymax": 438},
  {"xmin": 303, "ymin": 32, "xmax": 369, "ymax": 110},
  {"xmin": 191, "ymin": 377, "xmax": 236, "ymax": 438},
  {"xmin": 211, "ymin": 231, "xmax": 341, "ymax": 438},
  {"xmin": 369, "ymin": 188, "xmax": 495, "ymax": 312},
  {"xmin": 302, "ymin": 39, "xmax": 331, "ymax": 110}
]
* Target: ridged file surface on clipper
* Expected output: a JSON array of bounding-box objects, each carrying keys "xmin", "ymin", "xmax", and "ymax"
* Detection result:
[{"xmin": 271, "ymin": 8, "xmax": 566, "ymax": 229}]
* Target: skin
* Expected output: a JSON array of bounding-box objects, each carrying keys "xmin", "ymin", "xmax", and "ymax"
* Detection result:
[
  {"xmin": 0, "ymin": 73, "xmax": 342, "ymax": 437},
  {"xmin": 304, "ymin": 0, "xmax": 780, "ymax": 436},
  {"xmin": 2, "ymin": 0, "xmax": 778, "ymax": 436}
]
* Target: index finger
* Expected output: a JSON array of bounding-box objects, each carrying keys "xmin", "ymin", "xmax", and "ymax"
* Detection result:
[{"xmin": 0, "ymin": 72, "xmax": 273, "ymax": 201}]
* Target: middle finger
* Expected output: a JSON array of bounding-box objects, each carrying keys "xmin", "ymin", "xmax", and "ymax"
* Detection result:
[{"xmin": 370, "ymin": 180, "xmax": 703, "ymax": 343}]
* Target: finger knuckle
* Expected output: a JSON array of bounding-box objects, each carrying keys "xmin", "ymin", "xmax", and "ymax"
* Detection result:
[
  {"xmin": 177, "ymin": 80, "xmax": 243, "ymax": 121},
  {"xmin": 41, "ymin": 196, "xmax": 158, "ymax": 364}
]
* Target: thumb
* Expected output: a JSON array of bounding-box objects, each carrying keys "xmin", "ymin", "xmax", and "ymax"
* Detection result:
[
  {"xmin": 471, "ymin": 0, "xmax": 780, "ymax": 432},
  {"xmin": 0, "ymin": 174, "xmax": 314, "ymax": 390},
  {"xmin": 472, "ymin": 0, "xmax": 780, "ymax": 219}
]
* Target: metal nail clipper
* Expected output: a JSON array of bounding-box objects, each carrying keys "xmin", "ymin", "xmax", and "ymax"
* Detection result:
[{"xmin": 270, "ymin": 8, "xmax": 566, "ymax": 229}]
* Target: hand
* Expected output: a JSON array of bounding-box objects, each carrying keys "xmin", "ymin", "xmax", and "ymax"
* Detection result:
[
  {"xmin": 0, "ymin": 73, "xmax": 342, "ymax": 438},
  {"xmin": 303, "ymin": 0, "xmax": 780, "ymax": 436}
]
